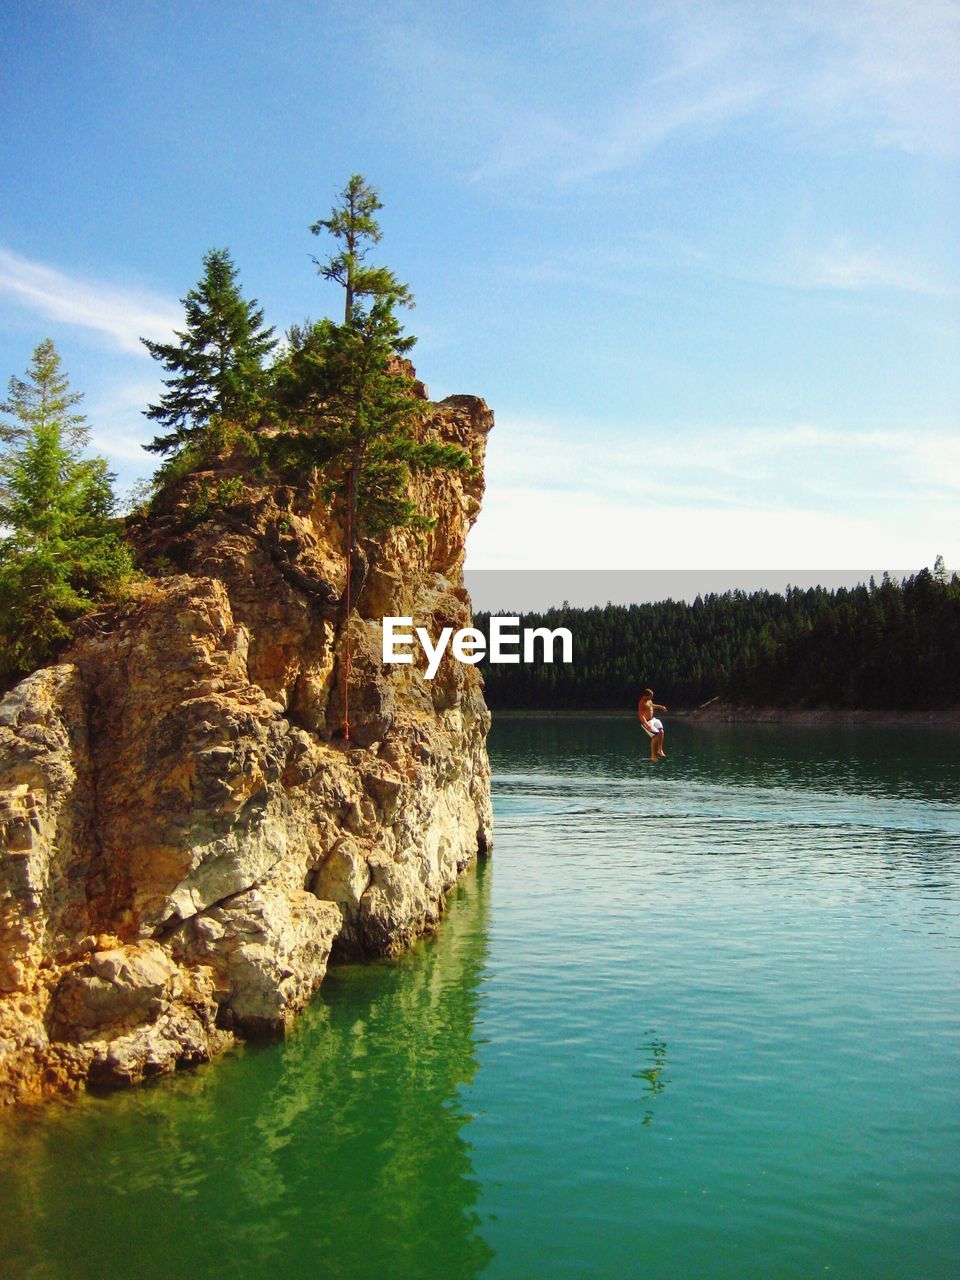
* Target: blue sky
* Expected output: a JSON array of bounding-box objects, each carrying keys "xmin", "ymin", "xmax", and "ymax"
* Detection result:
[{"xmin": 1, "ymin": 0, "xmax": 957, "ymax": 572}]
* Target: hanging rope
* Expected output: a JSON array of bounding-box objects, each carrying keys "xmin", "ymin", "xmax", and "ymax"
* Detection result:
[{"xmin": 342, "ymin": 469, "xmax": 353, "ymax": 741}]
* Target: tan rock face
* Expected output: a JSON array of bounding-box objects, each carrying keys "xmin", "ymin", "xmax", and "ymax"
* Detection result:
[
  {"xmin": 51, "ymin": 941, "xmax": 181, "ymax": 1035},
  {"xmin": 0, "ymin": 383, "xmax": 493, "ymax": 1105}
]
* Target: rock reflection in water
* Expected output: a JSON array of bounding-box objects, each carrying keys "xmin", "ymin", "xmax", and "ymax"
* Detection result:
[{"xmin": 0, "ymin": 864, "xmax": 493, "ymax": 1280}]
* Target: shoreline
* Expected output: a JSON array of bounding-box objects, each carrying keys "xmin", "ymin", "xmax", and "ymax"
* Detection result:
[
  {"xmin": 489, "ymin": 706, "xmax": 960, "ymax": 726},
  {"xmin": 685, "ymin": 702, "xmax": 960, "ymax": 726}
]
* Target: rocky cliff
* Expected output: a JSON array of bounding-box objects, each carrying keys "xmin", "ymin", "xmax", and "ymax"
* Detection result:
[{"xmin": 0, "ymin": 376, "xmax": 493, "ymax": 1105}]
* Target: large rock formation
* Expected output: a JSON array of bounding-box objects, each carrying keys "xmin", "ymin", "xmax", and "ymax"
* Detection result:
[{"xmin": 0, "ymin": 378, "xmax": 493, "ymax": 1105}]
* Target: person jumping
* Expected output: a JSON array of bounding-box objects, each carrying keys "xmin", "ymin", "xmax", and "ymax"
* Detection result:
[{"xmin": 638, "ymin": 688, "xmax": 668, "ymax": 762}]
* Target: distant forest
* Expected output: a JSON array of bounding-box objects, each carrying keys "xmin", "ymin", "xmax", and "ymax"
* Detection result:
[{"xmin": 475, "ymin": 568, "xmax": 960, "ymax": 711}]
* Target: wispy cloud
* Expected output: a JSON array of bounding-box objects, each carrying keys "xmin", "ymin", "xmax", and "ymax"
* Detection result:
[
  {"xmin": 383, "ymin": 1, "xmax": 960, "ymax": 187},
  {"xmin": 87, "ymin": 380, "xmax": 162, "ymax": 463},
  {"xmin": 787, "ymin": 0, "xmax": 960, "ymax": 158},
  {"xmin": 780, "ymin": 241, "xmax": 950, "ymax": 296},
  {"xmin": 519, "ymin": 232, "xmax": 953, "ymax": 301},
  {"xmin": 478, "ymin": 74, "xmax": 768, "ymax": 186},
  {"xmin": 0, "ymin": 247, "xmax": 180, "ymax": 354}
]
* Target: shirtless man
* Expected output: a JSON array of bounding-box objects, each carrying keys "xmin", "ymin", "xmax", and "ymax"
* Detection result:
[{"xmin": 638, "ymin": 688, "xmax": 668, "ymax": 762}]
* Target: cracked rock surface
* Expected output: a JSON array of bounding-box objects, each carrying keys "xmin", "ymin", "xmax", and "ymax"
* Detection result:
[{"xmin": 0, "ymin": 379, "xmax": 493, "ymax": 1105}]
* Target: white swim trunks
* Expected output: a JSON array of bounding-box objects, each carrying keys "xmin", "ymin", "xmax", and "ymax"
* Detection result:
[{"xmin": 642, "ymin": 717, "xmax": 664, "ymax": 737}]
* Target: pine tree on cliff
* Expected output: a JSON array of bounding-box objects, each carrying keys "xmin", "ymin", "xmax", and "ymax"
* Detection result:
[
  {"xmin": 0, "ymin": 339, "xmax": 131, "ymax": 678},
  {"xmin": 309, "ymin": 174, "xmax": 412, "ymax": 324},
  {"xmin": 141, "ymin": 248, "xmax": 277, "ymax": 454},
  {"xmin": 285, "ymin": 175, "xmax": 473, "ymax": 738}
]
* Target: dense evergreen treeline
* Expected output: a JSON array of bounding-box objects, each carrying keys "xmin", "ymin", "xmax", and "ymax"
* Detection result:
[{"xmin": 475, "ymin": 568, "xmax": 960, "ymax": 711}]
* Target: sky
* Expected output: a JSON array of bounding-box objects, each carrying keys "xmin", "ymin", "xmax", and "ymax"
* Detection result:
[{"xmin": 1, "ymin": 0, "xmax": 958, "ymax": 577}]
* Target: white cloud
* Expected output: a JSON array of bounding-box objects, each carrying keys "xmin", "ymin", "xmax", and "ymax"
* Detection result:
[
  {"xmin": 0, "ymin": 247, "xmax": 180, "ymax": 354},
  {"xmin": 465, "ymin": 412, "xmax": 960, "ymax": 569},
  {"xmin": 468, "ymin": 490, "xmax": 939, "ymax": 570}
]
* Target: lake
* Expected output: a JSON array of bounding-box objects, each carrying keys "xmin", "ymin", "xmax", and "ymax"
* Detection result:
[{"xmin": 1, "ymin": 717, "xmax": 958, "ymax": 1279}]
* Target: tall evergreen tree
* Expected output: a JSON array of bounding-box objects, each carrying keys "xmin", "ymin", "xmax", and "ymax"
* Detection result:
[
  {"xmin": 309, "ymin": 174, "xmax": 412, "ymax": 323},
  {"xmin": 0, "ymin": 337, "xmax": 87, "ymax": 454},
  {"xmin": 294, "ymin": 175, "xmax": 470, "ymax": 550},
  {"xmin": 141, "ymin": 248, "xmax": 276, "ymax": 454},
  {"xmin": 288, "ymin": 176, "xmax": 471, "ymax": 737},
  {"xmin": 0, "ymin": 340, "xmax": 131, "ymax": 678},
  {"xmin": 293, "ymin": 299, "xmax": 473, "ymax": 540}
]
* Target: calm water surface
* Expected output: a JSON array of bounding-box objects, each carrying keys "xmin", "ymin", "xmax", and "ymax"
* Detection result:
[{"xmin": 1, "ymin": 719, "xmax": 958, "ymax": 1279}]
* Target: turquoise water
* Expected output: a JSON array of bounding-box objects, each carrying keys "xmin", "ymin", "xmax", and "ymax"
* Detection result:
[{"xmin": 1, "ymin": 718, "xmax": 958, "ymax": 1279}]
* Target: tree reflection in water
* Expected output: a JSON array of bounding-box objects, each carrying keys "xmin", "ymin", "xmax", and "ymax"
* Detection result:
[{"xmin": 634, "ymin": 1032, "xmax": 669, "ymax": 1127}]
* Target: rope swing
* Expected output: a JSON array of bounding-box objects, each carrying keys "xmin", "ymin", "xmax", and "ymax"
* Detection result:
[{"xmin": 342, "ymin": 468, "xmax": 354, "ymax": 742}]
